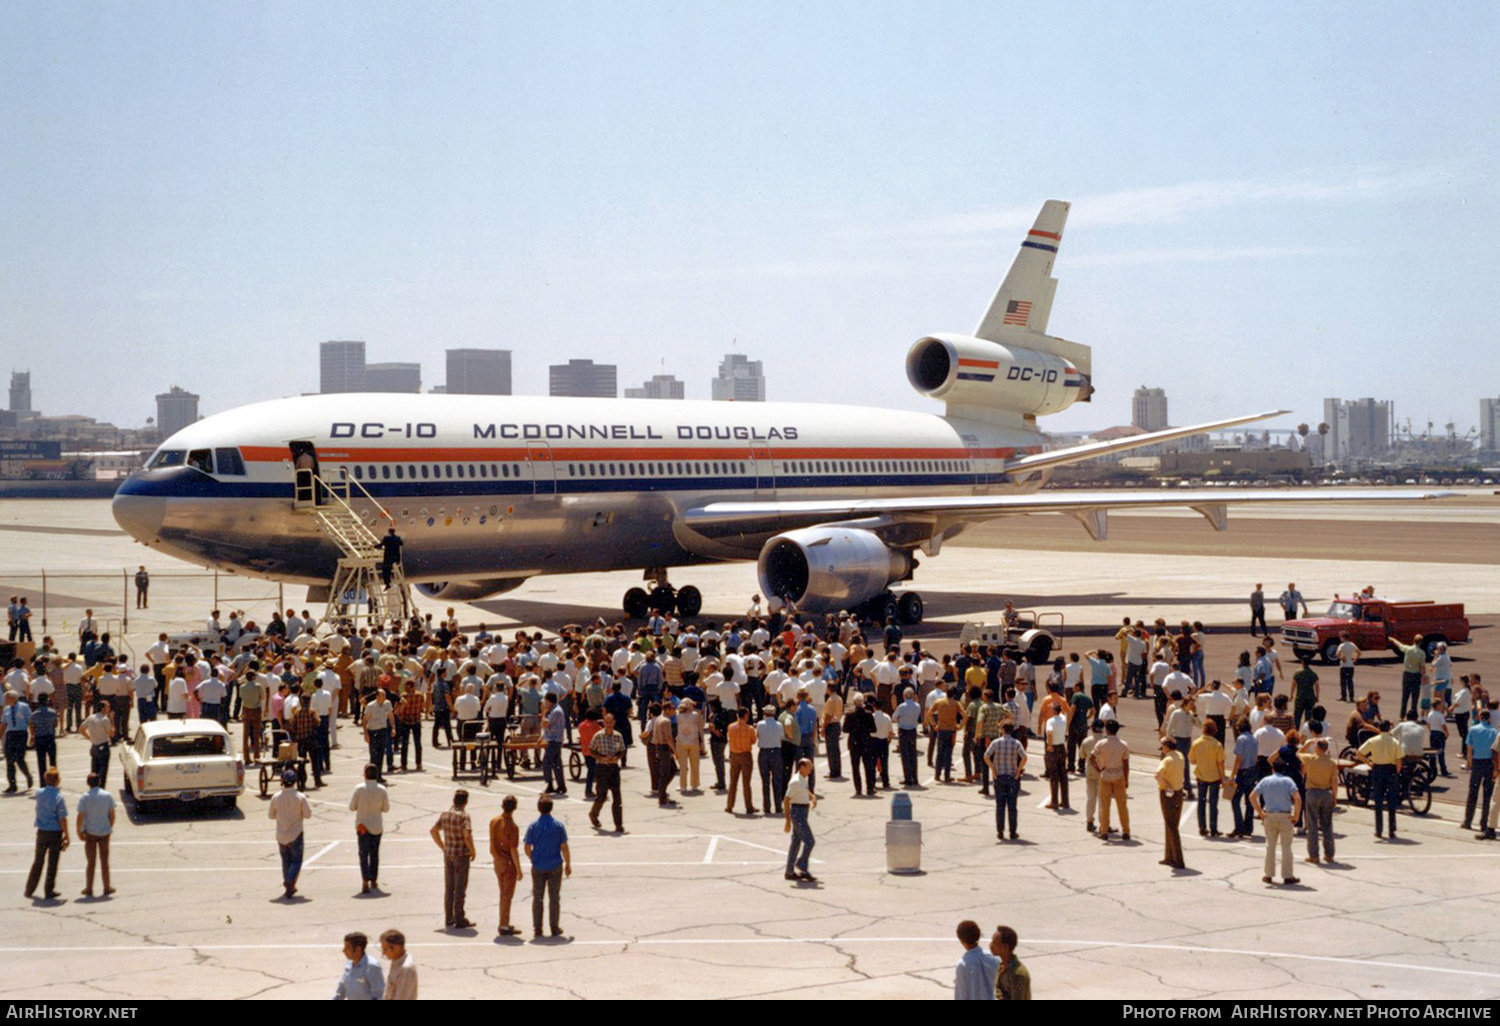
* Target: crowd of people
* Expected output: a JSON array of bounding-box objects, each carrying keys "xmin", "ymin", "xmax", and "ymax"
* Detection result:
[{"xmin": 5, "ymin": 586, "xmax": 1499, "ymax": 997}]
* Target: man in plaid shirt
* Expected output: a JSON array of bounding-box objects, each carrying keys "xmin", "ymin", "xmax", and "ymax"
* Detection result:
[
  {"xmin": 971, "ymin": 689, "xmax": 1004, "ymax": 797},
  {"xmin": 587, "ymin": 711, "xmax": 627, "ymax": 833},
  {"xmin": 429, "ymin": 790, "xmax": 475, "ymax": 930},
  {"xmin": 395, "ymin": 681, "xmax": 424, "ymax": 772},
  {"xmin": 985, "ymin": 722, "xmax": 1028, "ymax": 841},
  {"xmin": 287, "ymin": 694, "xmax": 323, "ymax": 787}
]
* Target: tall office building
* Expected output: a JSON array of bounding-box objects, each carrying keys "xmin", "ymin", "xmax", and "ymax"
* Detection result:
[
  {"xmin": 319, "ymin": 340, "xmax": 366, "ymax": 393},
  {"xmin": 156, "ymin": 386, "xmax": 200, "ymax": 439},
  {"xmin": 625, "ymin": 374, "xmax": 685, "ymax": 400},
  {"xmin": 364, "ymin": 362, "xmax": 422, "ymax": 393},
  {"xmin": 711, "ymin": 354, "xmax": 766, "ymax": 402},
  {"xmin": 9, "ymin": 371, "xmax": 31, "ymax": 413},
  {"xmin": 1322, "ymin": 397, "xmax": 1392, "ymax": 461},
  {"xmin": 446, "ymin": 349, "xmax": 512, "ymax": 395},
  {"xmin": 549, "ymin": 359, "xmax": 617, "ymax": 398},
  {"xmin": 1481, "ymin": 398, "xmax": 1500, "ymax": 452},
  {"xmin": 1131, "ymin": 386, "xmax": 1169, "ymax": 431}
]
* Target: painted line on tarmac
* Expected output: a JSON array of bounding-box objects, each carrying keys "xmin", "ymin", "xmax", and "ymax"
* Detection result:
[{"xmin": 0, "ymin": 936, "xmax": 1496, "ymax": 981}]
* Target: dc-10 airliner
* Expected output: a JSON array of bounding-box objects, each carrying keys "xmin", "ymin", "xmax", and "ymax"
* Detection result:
[{"xmin": 112, "ymin": 201, "xmax": 1440, "ymax": 622}]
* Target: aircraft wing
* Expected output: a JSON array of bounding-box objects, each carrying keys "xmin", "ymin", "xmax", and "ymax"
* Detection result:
[
  {"xmin": 1000, "ymin": 409, "xmax": 1291, "ymax": 475},
  {"xmin": 680, "ymin": 488, "xmax": 1454, "ymax": 543}
]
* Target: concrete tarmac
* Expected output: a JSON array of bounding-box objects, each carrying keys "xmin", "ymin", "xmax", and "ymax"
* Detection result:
[{"xmin": 0, "ymin": 496, "xmax": 1497, "ymax": 1000}]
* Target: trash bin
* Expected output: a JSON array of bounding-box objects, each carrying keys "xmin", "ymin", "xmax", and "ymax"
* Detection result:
[{"xmin": 887, "ymin": 793, "xmax": 921, "ymax": 873}]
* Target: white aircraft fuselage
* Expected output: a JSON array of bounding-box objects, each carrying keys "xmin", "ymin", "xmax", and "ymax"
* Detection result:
[{"xmin": 111, "ymin": 392, "xmax": 1051, "ymax": 588}]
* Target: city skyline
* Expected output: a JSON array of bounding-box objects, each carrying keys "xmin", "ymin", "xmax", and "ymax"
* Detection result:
[{"xmin": 2, "ymin": 4, "xmax": 1497, "ymax": 437}]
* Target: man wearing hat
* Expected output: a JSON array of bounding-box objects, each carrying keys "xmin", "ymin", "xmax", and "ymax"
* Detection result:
[{"xmin": 268, "ymin": 769, "xmax": 312, "ymax": 899}]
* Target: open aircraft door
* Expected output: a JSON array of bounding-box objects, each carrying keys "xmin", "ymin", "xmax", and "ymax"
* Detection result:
[
  {"xmin": 751, "ymin": 446, "xmax": 774, "ymax": 493},
  {"xmin": 527, "ymin": 443, "xmax": 556, "ymax": 496}
]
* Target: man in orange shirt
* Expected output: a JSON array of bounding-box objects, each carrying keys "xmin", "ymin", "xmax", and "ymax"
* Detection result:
[{"xmin": 726, "ymin": 708, "xmax": 758, "ymax": 814}]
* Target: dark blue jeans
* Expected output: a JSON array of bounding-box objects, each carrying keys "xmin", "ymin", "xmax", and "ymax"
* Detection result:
[
  {"xmin": 137, "ymin": 699, "xmax": 157, "ymax": 724},
  {"xmin": 1196, "ymin": 780, "xmax": 1220, "ymax": 833},
  {"xmin": 542, "ymin": 739, "xmax": 565, "ymax": 792},
  {"xmin": 758, "ymin": 748, "xmax": 783, "ymax": 812},
  {"xmin": 1232, "ymin": 770, "xmax": 1257, "ymax": 836},
  {"xmin": 279, "ymin": 833, "xmax": 304, "ymax": 888},
  {"xmin": 935, "ymin": 730, "xmax": 956, "ymax": 780},
  {"xmin": 1370, "ymin": 764, "xmax": 1400, "ymax": 835},
  {"xmin": 356, "ymin": 830, "xmax": 381, "ymax": 883},
  {"xmin": 396, "ymin": 720, "xmax": 422, "ymax": 769},
  {"xmin": 898, "ymin": 728, "xmax": 919, "ymax": 784},
  {"xmin": 366, "ymin": 728, "xmax": 387, "ymax": 780},
  {"xmin": 994, "ymin": 775, "xmax": 1020, "ymax": 835},
  {"xmin": 786, "ymin": 804, "xmax": 814, "ymax": 874},
  {"xmin": 33, "ymin": 736, "xmax": 56, "ymax": 777},
  {"xmin": 1174, "ymin": 737, "xmax": 1194, "ymax": 796}
]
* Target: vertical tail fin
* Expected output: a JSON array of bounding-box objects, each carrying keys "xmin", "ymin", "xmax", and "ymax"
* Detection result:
[{"xmin": 974, "ymin": 199, "xmax": 1070, "ymax": 340}]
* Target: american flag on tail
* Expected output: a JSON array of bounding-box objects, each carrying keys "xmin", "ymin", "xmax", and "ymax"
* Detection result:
[{"xmin": 1002, "ymin": 300, "xmax": 1032, "ymax": 326}]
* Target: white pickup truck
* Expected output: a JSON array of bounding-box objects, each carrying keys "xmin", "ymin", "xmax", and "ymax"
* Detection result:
[{"xmin": 121, "ymin": 719, "xmax": 246, "ymax": 812}]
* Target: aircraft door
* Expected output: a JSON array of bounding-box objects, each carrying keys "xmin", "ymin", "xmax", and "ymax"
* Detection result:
[
  {"xmin": 963, "ymin": 436, "xmax": 994, "ymax": 493},
  {"xmin": 527, "ymin": 443, "xmax": 556, "ymax": 496},
  {"xmin": 289, "ymin": 440, "xmax": 321, "ymax": 506},
  {"xmin": 751, "ymin": 446, "xmax": 774, "ymax": 493}
]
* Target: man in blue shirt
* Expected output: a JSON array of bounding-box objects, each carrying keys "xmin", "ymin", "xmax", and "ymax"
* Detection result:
[
  {"xmin": 3, "ymin": 691, "xmax": 34, "ymax": 792},
  {"xmin": 954, "ymin": 919, "xmax": 1001, "ymax": 1000},
  {"xmin": 333, "ymin": 931, "xmax": 384, "ymax": 1000},
  {"xmin": 29, "ymin": 702, "xmax": 58, "ymax": 779},
  {"xmin": 1463, "ymin": 710, "xmax": 1497, "ymax": 833},
  {"xmin": 523, "ymin": 796, "xmax": 571, "ymax": 939},
  {"xmin": 795, "ymin": 693, "xmax": 819, "ymax": 792},
  {"xmin": 1251, "ymin": 762, "xmax": 1303, "ymax": 886},
  {"xmin": 1229, "ymin": 728, "xmax": 1260, "ymax": 838},
  {"xmin": 541, "ymin": 693, "xmax": 568, "ymax": 797},
  {"xmin": 76, "ymin": 772, "xmax": 116, "ymax": 897},
  {"xmin": 25, "ymin": 767, "xmax": 69, "ymax": 900},
  {"xmin": 895, "ymin": 687, "xmax": 923, "ymax": 786},
  {"xmin": 1253, "ymin": 650, "xmax": 1274, "ymax": 695}
]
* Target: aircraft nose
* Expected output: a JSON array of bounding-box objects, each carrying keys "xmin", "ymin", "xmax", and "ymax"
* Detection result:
[{"xmin": 112, "ymin": 490, "xmax": 166, "ymax": 542}]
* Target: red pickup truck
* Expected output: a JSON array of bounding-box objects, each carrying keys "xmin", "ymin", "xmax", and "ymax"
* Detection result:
[{"xmin": 1280, "ymin": 596, "xmax": 1469, "ymax": 665}]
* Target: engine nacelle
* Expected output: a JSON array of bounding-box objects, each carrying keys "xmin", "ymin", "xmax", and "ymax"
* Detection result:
[
  {"xmin": 415, "ymin": 578, "xmax": 527, "ymax": 601},
  {"xmin": 907, "ymin": 333, "xmax": 1090, "ymax": 416},
  {"xmin": 757, "ymin": 527, "xmax": 913, "ymax": 613}
]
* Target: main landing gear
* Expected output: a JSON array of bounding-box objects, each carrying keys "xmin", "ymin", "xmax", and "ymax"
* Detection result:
[
  {"xmin": 623, "ymin": 570, "xmax": 702, "ymax": 620},
  {"xmin": 853, "ymin": 589, "xmax": 925, "ymax": 626}
]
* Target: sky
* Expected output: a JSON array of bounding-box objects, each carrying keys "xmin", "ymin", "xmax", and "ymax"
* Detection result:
[{"xmin": 2, "ymin": 1, "xmax": 1497, "ymax": 438}]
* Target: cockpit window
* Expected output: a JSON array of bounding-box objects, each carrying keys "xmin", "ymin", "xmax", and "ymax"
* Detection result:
[
  {"xmin": 148, "ymin": 449, "xmax": 186, "ymax": 469},
  {"xmin": 215, "ymin": 448, "xmax": 247, "ymax": 476},
  {"xmin": 187, "ymin": 450, "xmax": 213, "ymax": 474}
]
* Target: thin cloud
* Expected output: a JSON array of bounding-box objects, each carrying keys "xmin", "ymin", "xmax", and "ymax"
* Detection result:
[
  {"xmin": 843, "ymin": 163, "xmax": 1464, "ymax": 241},
  {"xmin": 1068, "ymin": 245, "xmax": 1329, "ymax": 267}
]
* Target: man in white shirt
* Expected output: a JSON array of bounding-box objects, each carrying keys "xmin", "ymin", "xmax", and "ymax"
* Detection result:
[
  {"xmin": 1336, "ymin": 633, "xmax": 1359, "ymax": 702},
  {"xmin": 1044, "ymin": 709, "xmax": 1070, "ymax": 809},
  {"xmin": 349, "ymin": 763, "xmax": 390, "ymax": 894},
  {"xmin": 870, "ymin": 703, "xmax": 893, "ymax": 790},
  {"xmin": 1198, "ymin": 681, "xmax": 1232, "ymax": 739},
  {"xmin": 269, "ymin": 770, "xmax": 312, "ymax": 899},
  {"xmin": 1254, "ymin": 720, "xmax": 1286, "ymax": 761}
]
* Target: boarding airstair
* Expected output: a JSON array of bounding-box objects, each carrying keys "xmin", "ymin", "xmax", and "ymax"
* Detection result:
[{"xmin": 292, "ymin": 466, "xmax": 414, "ymax": 627}]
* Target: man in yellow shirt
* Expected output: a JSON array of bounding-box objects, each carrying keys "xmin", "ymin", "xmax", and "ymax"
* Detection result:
[
  {"xmin": 1155, "ymin": 737, "xmax": 1186, "ymax": 869},
  {"xmin": 1357, "ymin": 721, "xmax": 1404, "ymax": 839},
  {"xmin": 1190, "ymin": 721, "xmax": 1226, "ymax": 837},
  {"xmin": 1298, "ymin": 738, "xmax": 1339, "ymax": 863}
]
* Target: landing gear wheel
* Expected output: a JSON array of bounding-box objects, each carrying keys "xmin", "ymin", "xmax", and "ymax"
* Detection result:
[
  {"xmin": 870, "ymin": 592, "xmax": 898, "ymax": 626},
  {"xmin": 897, "ymin": 592, "xmax": 925, "ymax": 625},
  {"xmin": 676, "ymin": 585, "xmax": 702, "ymax": 619},
  {"xmin": 623, "ymin": 587, "xmax": 650, "ymax": 619},
  {"xmin": 648, "ymin": 585, "xmax": 677, "ymax": 615}
]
